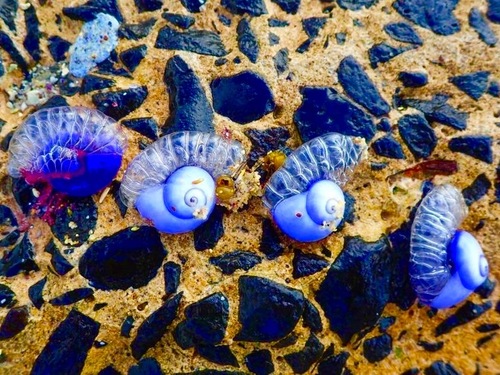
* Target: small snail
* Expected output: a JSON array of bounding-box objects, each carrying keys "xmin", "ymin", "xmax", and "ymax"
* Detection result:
[
  {"xmin": 7, "ymin": 106, "xmax": 127, "ymax": 197},
  {"xmin": 409, "ymin": 184, "xmax": 489, "ymax": 309},
  {"xmin": 119, "ymin": 131, "xmax": 246, "ymax": 234},
  {"xmin": 263, "ymin": 133, "xmax": 367, "ymax": 242}
]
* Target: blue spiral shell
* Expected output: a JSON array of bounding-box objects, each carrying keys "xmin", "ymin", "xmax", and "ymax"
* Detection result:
[
  {"xmin": 263, "ymin": 132, "xmax": 366, "ymax": 242},
  {"xmin": 119, "ymin": 131, "xmax": 246, "ymax": 234},
  {"xmin": 7, "ymin": 106, "xmax": 127, "ymax": 197},
  {"xmin": 409, "ymin": 184, "xmax": 489, "ymax": 308}
]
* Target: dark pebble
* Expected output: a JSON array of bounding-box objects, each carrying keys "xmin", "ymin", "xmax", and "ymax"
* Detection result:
[
  {"xmin": 0, "ymin": 0, "xmax": 17, "ymax": 32},
  {"xmin": 393, "ymin": 0, "xmax": 460, "ymax": 36},
  {"xmin": 58, "ymin": 74, "xmax": 82, "ymax": 96},
  {"xmin": 93, "ymin": 86, "xmax": 148, "ymax": 120},
  {"xmin": 163, "ymin": 55, "xmax": 214, "ymax": 134},
  {"xmin": 496, "ymin": 165, "xmax": 500, "ymax": 203},
  {"xmin": 120, "ymin": 45, "xmax": 147, "ymax": 73},
  {"xmin": 235, "ymin": 275, "xmax": 305, "ymax": 342},
  {"xmin": 0, "ymin": 229, "xmax": 20, "ymax": 248},
  {"xmin": 450, "ymin": 71, "xmax": 490, "ymax": 100},
  {"xmin": 469, "ymin": 8, "xmax": 498, "ymax": 46},
  {"xmin": 363, "ymin": 333, "xmax": 393, "ymax": 363},
  {"xmin": 488, "ymin": 80, "xmax": 499, "ymax": 97},
  {"xmin": 129, "ymin": 357, "xmax": 163, "ymax": 375},
  {"xmin": 109, "ymin": 181, "xmax": 128, "ymax": 217},
  {"xmin": 218, "ymin": 14, "xmax": 232, "ymax": 26},
  {"xmin": 424, "ymin": 361, "xmax": 460, "ymax": 375},
  {"xmin": 474, "ymin": 278, "xmax": 496, "ymax": 299},
  {"xmin": 462, "ymin": 173, "xmax": 491, "ymax": 206},
  {"xmin": 94, "ymin": 340, "xmax": 107, "ymax": 348},
  {"xmin": 79, "ymin": 226, "xmax": 167, "ymax": 290},
  {"xmin": 134, "ymin": 0, "xmax": 163, "ymax": 12},
  {"xmin": 80, "ymin": 75, "xmax": 115, "ymax": 94},
  {"xmin": 273, "ymin": 48, "xmax": 289, "ymax": 76},
  {"xmin": 0, "ymin": 205, "xmax": 18, "ymax": 247},
  {"xmin": 131, "ymin": 293, "xmax": 182, "ymax": 359},
  {"xmin": 371, "ymin": 161, "xmax": 388, "ymax": 170},
  {"xmin": 121, "ymin": 315, "xmax": 135, "ymax": 338},
  {"xmin": 93, "ymin": 303, "xmax": 107, "ymax": 311},
  {"xmin": 23, "ymin": 5, "xmax": 41, "ymax": 61},
  {"xmin": 337, "ymin": 0, "xmax": 377, "ymax": 10},
  {"xmin": 31, "ymin": 310, "xmax": 100, "ymax": 374},
  {"xmin": 476, "ymin": 323, "xmax": 500, "ymax": 332},
  {"xmin": 271, "ymin": 0, "xmax": 300, "ymax": 14},
  {"xmin": 49, "ymin": 288, "xmax": 94, "ymax": 306},
  {"xmin": 174, "ymin": 293, "xmax": 229, "ymax": 349},
  {"xmin": 303, "ymin": 299, "xmax": 323, "ymax": 332},
  {"xmin": 0, "ymin": 234, "xmax": 38, "ymax": 277},
  {"xmin": 417, "ymin": 340, "xmax": 444, "ymax": 352},
  {"xmin": 384, "ymin": 22, "xmax": 423, "ymax": 45},
  {"xmin": 28, "ymin": 277, "xmax": 47, "ymax": 310},
  {"xmin": 259, "ymin": 218, "xmax": 284, "ymax": 260},
  {"xmin": 180, "ymin": 0, "xmax": 207, "ymax": 12},
  {"xmin": 99, "ymin": 365, "xmax": 121, "ymax": 375},
  {"xmin": 294, "ymin": 87, "xmax": 376, "ymax": 142},
  {"xmin": 302, "ymin": 17, "xmax": 327, "ymax": 39},
  {"xmin": 233, "ymin": 56, "xmax": 242, "ymax": 64},
  {"xmin": 162, "ymin": 13, "xmax": 195, "ymax": 29},
  {"xmin": 371, "ymin": 134, "xmax": 406, "ymax": 159},
  {"xmin": 95, "ymin": 49, "xmax": 133, "ymax": 76},
  {"xmin": 449, "ymin": 135, "xmax": 493, "ymax": 164},
  {"xmin": 379, "ymin": 316, "xmax": 396, "ymax": 332},
  {"xmin": 44, "ymin": 240, "xmax": 74, "ymax": 276},
  {"xmin": 0, "ymin": 306, "xmax": 29, "ymax": 340},
  {"xmin": 118, "ymin": 18, "xmax": 157, "ymax": 40},
  {"xmin": 194, "ymin": 206, "xmax": 224, "ymax": 251},
  {"xmin": 222, "ymin": 0, "xmax": 267, "ymax": 16},
  {"xmin": 273, "ymin": 332, "xmax": 299, "ymax": 348},
  {"xmin": 215, "ymin": 58, "xmax": 227, "ymax": 66},
  {"xmin": 245, "ymin": 127, "xmax": 290, "ymax": 167},
  {"xmin": 398, "ymin": 114, "xmax": 437, "ymax": 159},
  {"xmin": 155, "ymin": 26, "xmax": 227, "ymax": 56},
  {"xmin": 284, "ymin": 333, "xmax": 324, "ymax": 374},
  {"xmin": 402, "ymin": 368, "xmax": 420, "ymax": 375},
  {"xmin": 245, "ymin": 349, "xmax": 274, "ymax": 375},
  {"xmin": 209, "ymin": 251, "xmax": 262, "ymax": 275},
  {"xmin": 399, "ymin": 71, "xmax": 428, "ymax": 87},
  {"xmin": 122, "ymin": 117, "xmax": 158, "ymax": 140},
  {"xmin": 292, "ymin": 249, "xmax": 329, "ymax": 278},
  {"xmin": 477, "ymin": 332, "xmax": 496, "ymax": 348},
  {"xmin": 269, "ymin": 32, "xmax": 280, "ymax": 46},
  {"xmin": 315, "ymin": 236, "xmax": 392, "ymax": 344},
  {"xmin": 369, "ymin": 43, "xmax": 415, "ymax": 68},
  {"xmin": 38, "ymin": 95, "xmax": 69, "ymax": 110},
  {"xmin": 0, "ymin": 284, "xmax": 16, "ymax": 308},
  {"xmin": 211, "ymin": 71, "xmax": 276, "ymax": 124},
  {"xmin": 435, "ymin": 301, "xmax": 492, "ymax": 336},
  {"xmin": 197, "ymin": 345, "xmax": 239, "ymax": 367},
  {"xmin": 237, "ymin": 19, "xmax": 259, "ymax": 63},
  {"xmin": 63, "ymin": 0, "xmax": 123, "ymax": 22},
  {"xmin": 338, "ymin": 56, "xmax": 390, "ymax": 117},
  {"xmin": 163, "ymin": 262, "xmax": 181, "ymax": 295},
  {"xmin": 0, "ymin": 31, "xmax": 29, "ymax": 74},
  {"xmin": 268, "ymin": 18, "xmax": 289, "ymax": 27},
  {"xmin": 0, "ymin": 131, "xmax": 13, "ymax": 152},
  {"xmin": 317, "ymin": 351, "xmax": 350, "ymax": 375},
  {"xmin": 487, "ymin": 0, "xmax": 500, "ymax": 23},
  {"xmin": 336, "ymin": 32, "xmax": 347, "ymax": 45}
]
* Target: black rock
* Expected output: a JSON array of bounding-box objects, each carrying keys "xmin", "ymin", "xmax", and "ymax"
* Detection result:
[
  {"xmin": 215, "ymin": 58, "xmax": 227, "ymax": 66},
  {"xmin": 218, "ymin": 14, "xmax": 232, "ymax": 26},
  {"xmin": 119, "ymin": 18, "xmax": 157, "ymax": 40},
  {"xmin": 122, "ymin": 117, "xmax": 159, "ymax": 140},
  {"xmin": 0, "ymin": 31, "xmax": 29, "ymax": 74},
  {"xmin": 0, "ymin": 306, "xmax": 29, "ymax": 340},
  {"xmin": 38, "ymin": 95, "xmax": 69, "ymax": 110},
  {"xmin": 163, "ymin": 55, "xmax": 214, "ymax": 134},
  {"xmin": 268, "ymin": 18, "xmax": 289, "ymax": 27},
  {"xmin": 121, "ymin": 315, "xmax": 135, "ymax": 338},
  {"xmin": 384, "ymin": 22, "xmax": 423, "ymax": 45},
  {"xmin": 316, "ymin": 236, "xmax": 392, "ymax": 344},
  {"xmin": 0, "ymin": 234, "xmax": 38, "ymax": 277},
  {"xmin": 417, "ymin": 340, "xmax": 444, "ymax": 352},
  {"xmin": 109, "ymin": 180, "xmax": 128, "ymax": 217},
  {"xmin": 292, "ymin": 249, "xmax": 329, "ymax": 278},
  {"xmin": 487, "ymin": 0, "xmax": 500, "ymax": 23},
  {"xmin": 129, "ymin": 357, "xmax": 163, "ymax": 375},
  {"xmin": 237, "ymin": 19, "xmax": 259, "ymax": 63},
  {"xmin": 488, "ymin": 80, "xmax": 499, "ymax": 97},
  {"xmin": 28, "ymin": 277, "xmax": 47, "ymax": 310},
  {"xmin": 371, "ymin": 134, "xmax": 406, "ymax": 159},
  {"xmin": 31, "ymin": 310, "xmax": 100, "ymax": 374},
  {"xmin": 135, "ymin": 0, "xmax": 163, "ymax": 12},
  {"xmin": 337, "ymin": 0, "xmax": 377, "ymax": 10},
  {"xmin": 194, "ymin": 206, "xmax": 225, "ymax": 251},
  {"xmin": 0, "ymin": 284, "xmax": 16, "ymax": 308},
  {"xmin": 435, "ymin": 301, "xmax": 492, "ymax": 336},
  {"xmin": 477, "ymin": 333, "xmax": 496, "ymax": 348},
  {"xmin": 259, "ymin": 218, "xmax": 284, "ymax": 260},
  {"xmin": 338, "ymin": 56, "xmax": 390, "ymax": 117},
  {"xmin": 79, "ymin": 226, "xmax": 167, "ymax": 290},
  {"xmin": 0, "ymin": 0, "xmax": 17, "ymax": 32},
  {"xmin": 273, "ymin": 48, "xmax": 289, "ymax": 76},
  {"xmin": 424, "ymin": 361, "xmax": 460, "ymax": 375},
  {"xmin": 235, "ymin": 276, "xmax": 305, "ymax": 342},
  {"xmin": 0, "ymin": 205, "xmax": 19, "ymax": 247},
  {"xmin": 63, "ymin": 0, "xmax": 123, "ymax": 22},
  {"xmin": 450, "ymin": 71, "xmax": 490, "ymax": 100},
  {"xmin": 284, "ymin": 333, "xmax": 324, "ymax": 374},
  {"xmin": 99, "ymin": 365, "xmax": 122, "ymax": 375},
  {"xmin": 209, "ymin": 251, "xmax": 262, "ymax": 275},
  {"xmin": 369, "ymin": 43, "xmax": 415, "ymax": 68},
  {"xmin": 211, "ymin": 71, "xmax": 276, "ymax": 125},
  {"xmin": 92, "ymin": 86, "xmax": 148, "ymax": 120},
  {"xmin": 162, "ymin": 13, "xmax": 195, "ymax": 29},
  {"xmin": 363, "ymin": 333, "xmax": 393, "ymax": 363},
  {"xmin": 93, "ymin": 303, "xmax": 107, "ymax": 311},
  {"xmin": 273, "ymin": 332, "xmax": 299, "ymax": 348},
  {"xmin": 476, "ymin": 323, "xmax": 500, "ymax": 332},
  {"xmin": 23, "ymin": 5, "xmax": 41, "ymax": 62},
  {"xmin": 378, "ymin": 316, "xmax": 396, "ymax": 332},
  {"xmin": 222, "ymin": 0, "xmax": 267, "ymax": 16},
  {"xmin": 402, "ymin": 368, "xmax": 420, "ymax": 375},
  {"xmin": 49, "ymin": 288, "xmax": 94, "ymax": 306},
  {"xmin": 398, "ymin": 114, "xmax": 437, "ymax": 159},
  {"xmin": 469, "ymin": 8, "xmax": 498, "ymax": 46},
  {"xmin": 336, "ymin": 32, "xmax": 347, "ymax": 45},
  {"xmin": 474, "ymin": 278, "xmax": 496, "ymax": 299},
  {"xmin": 302, "ymin": 299, "xmax": 323, "ymax": 332},
  {"xmin": 271, "ymin": 0, "xmax": 300, "ymax": 13},
  {"xmin": 449, "ymin": 135, "xmax": 493, "ymax": 164},
  {"xmin": 197, "ymin": 345, "xmax": 239, "ymax": 367},
  {"xmin": 180, "ymin": 0, "xmax": 207, "ymax": 12},
  {"xmin": 131, "ymin": 293, "xmax": 182, "ymax": 359},
  {"xmin": 398, "ymin": 71, "xmax": 428, "ymax": 87},
  {"xmin": 155, "ymin": 26, "xmax": 227, "ymax": 56},
  {"xmin": 0, "ymin": 131, "xmax": 13, "ymax": 152},
  {"xmin": 80, "ymin": 75, "xmax": 115, "ymax": 94},
  {"xmin": 120, "ymin": 45, "xmax": 147, "ymax": 73},
  {"xmin": 245, "ymin": 349, "xmax": 274, "ymax": 375},
  {"xmin": 174, "ymin": 293, "xmax": 229, "ymax": 349},
  {"xmin": 245, "ymin": 127, "xmax": 290, "ymax": 167},
  {"xmin": 393, "ymin": 0, "xmax": 460, "ymax": 36},
  {"xmin": 462, "ymin": 173, "xmax": 491, "ymax": 206},
  {"xmin": 44, "ymin": 240, "xmax": 74, "ymax": 276},
  {"xmin": 496, "ymin": 165, "xmax": 500, "ymax": 203},
  {"xmin": 163, "ymin": 262, "xmax": 181, "ymax": 295},
  {"xmin": 317, "ymin": 351, "xmax": 349, "ymax": 375},
  {"xmin": 302, "ymin": 17, "xmax": 327, "ymax": 39}
]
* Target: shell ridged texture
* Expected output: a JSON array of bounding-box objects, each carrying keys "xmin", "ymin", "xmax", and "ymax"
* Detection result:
[{"xmin": 409, "ymin": 184, "xmax": 468, "ymax": 305}]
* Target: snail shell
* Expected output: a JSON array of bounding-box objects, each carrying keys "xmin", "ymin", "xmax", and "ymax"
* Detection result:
[
  {"xmin": 7, "ymin": 106, "xmax": 126, "ymax": 197},
  {"xmin": 119, "ymin": 131, "xmax": 245, "ymax": 234},
  {"xmin": 409, "ymin": 184, "xmax": 489, "ymax": 308},
  {"xmin": 263, "ymin": 132, "xmax": 366, "ymax": 242}
]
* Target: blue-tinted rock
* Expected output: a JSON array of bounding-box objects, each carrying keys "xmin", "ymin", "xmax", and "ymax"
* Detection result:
[
  {"xmin": 337, "ymin": 0, "xmax": 377, "ymax": 10},
  {"xmin": 218, "ymin": 14, "xmax": 231, "ymax": 26},
  {"xmin": 92, "ymin": 86, "xmax": 148, "ymax": 120},
  {"xmin": 49, "ymin": 288, "xmax": 94, "ymax": 306},
  {"xmin": 335, "ymin": 32, "xmax": 347, "ymax": 45},
  {"xmin": 274, "ymin": 332, "xmax": 299, "ymax": 348},
  {"xmin": 119, "ymin": 18, "xmax": 157, "ymax": 40},
  {"xmin": 109, "ymin": 181, "xmax": 128, "ymax": 217},
  {"xmin": 0, "ymin": 306, "xmax": 29, "ymax": 340},
  {"xmin": 23, "ymin": 5, "xmax": 41, "ymax": 61},
  {"xmin": 122, "ymin": 117, "xmax": 159, "ymax": 140},
  {"xmin": 155, "ymin": 26, "xmax": 227, "ymax": 56},
  {"xmin": 245, "ymin": 349, "xmax": 274, "ymax": 375},
  {"xmin": 417, "ymin": 340, "xmax": 444, "ymax": 352},
  {"xmin": 369, "ymin": 43, "xmax": 415, "ymax": 68},
  {"xmin": 398, "ymin": 114, "xmax": 437, "ymax": 159},
  {"xmin": 259, "ymin": 218, "xmax": 284, "ymax": 260},
  {"xmin": 163, "ymin": 262, "xmax": 181, "ymax": 295},
  {"xmin": 197, "ymin": 345, "xmax": 239, "ymax": 367},
  {"xmin": 233, "ymin": 56, "xmax": 242, "ymax": 64},
  {"xmin": 80, "ymin": 75, "xmax": 115, "ymax": 94},
  {"xmin": 393, "ymin": 0, "xmax": 460, "ymax": 36},
  {"xmin": 378, "ymin": 316, "xmax": 396, "ymax": 332},
  {"xmin": 99, "ymin": 365, "xmax": 121, "ymax": 375},
  {"xmin": 28, "ymin": 277, "xmax": 46, "ymax": 310},
  {"xmin": 450, "ymin": 71, "xmax": 490, "ymax": 100},
  {"xmin": 174, "ymin": 293, "xmax": 229, "ymax": 349},
  {"xmin": 487, "ymin": 0, "xmax": 500, "ymax": 23},
  {"xmin": 121, "ymin": 316, "xmax": 135, "ymax": 338},
  {"xmin": 317, "ymin": 351, "xmax": 349, "ymax": 375},
  {"xmin": 269, "ymin": 33, "xmax": 280, "ymax": 46},
  {"xmin": 44, "ymin": 240, "xmax": 74, "ymax": 276},
  {"xmin": 38, "ymin": 95, "xmax": 69, "ymax": 110},
  {"xmin": 425, "ymin": 361, "xmax": 461, "ymax": 375},
  {"xmin": 268, "ymin": 18, "xmax": 289, "ymax": 27},
  {"xmin": 294, "ymin": 87, "xmax": 376, "ymax": 142},
  {"xmin": 131, "ymin": 293, "xmax": 182, "ymax": 359},
  {"xmin": 237, "ymin": 19, "xmax": 259, "ymax": 63},
  {"xmin": 120, "ymin": 44, "xmax": 147, "ymax": 73},
  {"xmin": 371, "ymin": 135, "xmax": 405, "ymax": 159},
  {"xmin": 210, "ymin": 251, "xmax": 262, "ymax": 275},
  {"xmin": 292, "ymin": 249, "xmax": 329, "ymax": 278},
  {"xmin": 488, "ymin": 80, "xmax": 500, "ymax": 97},
  {"xmin": 0, "ymin": 31, "xmax": 29, "ymax": 74},
  {"xmin": 436, "ymin": 301, "xmax": 492, "ymax": 336},
  {"xmin": 135, "ymin": 0, "xmax": 163, "ymax": 12},
  {"xmin": 303, "ymin": 299, "xmax": 323, "ymax": 332},
  {"xmin": 273, "ymin": 48, "xmax": 289, "ymax": 76},
  {"xmin": 181, "ymin": 0, "xmax": 207, "ymax": 12},
  {"xmin": 449, "ymin": 136, "xmax": 493, "ymax": 164},
  {"xmin": 469, "ymin": 8, "xmax": 498, "ymax": 46},
  {"xmin": 0, "ymin": 0, "xmax": 17, "ymax": 32},
  {"xmin": 31, "ymin": 310, "xmax": 100, "ymax": 374},
  {"xmin": 302, "ymin": 17, "xmax": 327, "ymax": 39},
  {"xmin": 384, "ymin": 22, "xmax": 423, "ymax": 45},
  {"xmin": 474, "ymin": 278, "xmax": 496, "ymax": 299},
  {"xmin": 0, "ymin": 205, "xmax": 18, "ymax": 247},
  {"xmin": 162, "ymin": 13, "xmax": 195, "ymax": 29},
  {"xmin": 462, "ymin": 173, "xmax": 491, "ymax": 206},
  {"xmin": 63, "ymin": 0, "xmax": 123, "ymax": 22},
  {"xmin": 271, "ymin": 0, "xmax": 300, "ymax": 13},
  {"xmin": 79, "ymin": 226, "xmax": 167, "ymax": 290},
  {"xmin": 222, "ymin": 0, "xmax": 267, "ymax": 16},
  {"xmin": 215, "ymin": 57, "xmax": 227, "ymax": 66},
  {"xmin": 284, "ymin": 333, "xmax": 324, "ymax": 374},
  {"xmin": 316, "ymin": 236, "xmax": 392, "ymax": 344},
  {"xmin": 363, "ymin": 333, "xmax": 392, "ymax": 363},
  {"xmin": 211, "ymin": 71, "xmax": 275, "ymax": 124},
  {"xmin": 245, "ymin": 127, "xmax": 290, "ymax": 167},
  {"xmin": 129, "ymin": 357, "xmax": 163, "ymax": 375},
  {"xmin": 194, "ymin": 206, "xmax": 224, "ymax": 251},
  {"xmin": 496, "ymin": 166, "xmax": 500, "ymax": 203},
  {"xmin": 0, "ymin": 284, "xmax": 16, "ymax": 308},
  {"xmin": 0, "ymin": 234, "xmax": 38, "ymax": 277},
  {"xmin": 398, "ymin": 71, "xmax": 428, "ymax": 87},
  {"xmin": 94, "ymin": 50, "xmax": 131, "ymax": 78},
  {"xmin": 338, "ymin": 56, "xmax": 390, "ymax": 117},
  {"xmin": 235, "ymin": 276, "xmax": 305, "ymax": 342},
  {"xmin": 163, "ymin": 55, "xmax": 214, "ymax": 134}
]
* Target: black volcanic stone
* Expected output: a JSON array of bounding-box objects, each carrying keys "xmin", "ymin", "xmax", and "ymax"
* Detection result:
[
  {"xmin": 398, "ymin": 114, "xmax": 437, "ymax": 159},
  {"xmin": 80, "ymin": 75, "xmax": 115, "ymax": 94},
  {"xmin": 487, "ymin": 0, "xmax": 500, "ymax": 23},
  {"xmin": 363, "ymin": 333, "xmax": 392, "ymax": 363},
  {"xmin": 384, "ymin": 22, "xmax": 423, "ymax": 45},
  {"xmin": 163, "ymin": 55, "xmax": 214, "ymax": 134},
  {"xmin": 317, "ymin": 351, "xmax": 349, "ymax": 375},
  {"xmin": 469, "ymin": 8, "xmax": 498, "ymax": 46},
  {"xmin": 155, "ymin": 26, "xmax": 227, "ymax": 56},
  {"xmin": 338, "ymin": 55, "xmax": 390, "ymax": 117},
  {"xmin": 424, "ymin": 361, "xmax": 460, "ymax": 375},
  {"xmin": 39, "ymin": 95, "xmax": 69, "ymax": 110},
  {"xmin": 211, "ymin": 71, "xmax": 276, "ymax": 124},
  {"xmin": 337, "ymin": 0, "xmax": 376, "ymax": 10},
  {"xmin": 135, "ymin": 0, "xmax": 163, "ymax": 12},
  {"xmin": 235, "ymin": 276, "xmax": 305, "ymax": 342},
  {"xmin": 121, "ymin": 316, "xmax": 135, "ymax": 338},
  {"xmin": 119, "ymin": 18, "xmax": 157, "ymax": 40},
  {"xmin": 109, "ymin": 181, "xmax": 128, "ymax": 217},
  {"xmin": 0, "ymin": 306, "xmax": 29, "ymax": 340},
  {"xmin": 0, "ymin": 205, "xmax": 19, "ymax": 247},
  {"xmin": 245, "ymin": 349, "xmax": 274, "ymax": 375},
  {"xmin": 269, "ymin": 18, "xmax": 289, "ymax": 27},
  {"xmin": 209, "ymin": 251, "xmax": 262, "ymax": 275},
  {"xmin": 181, "ymin": 0, "xmax": 207, "ymax": 12},
  {"xmin": 378, "ymin": 316, "xmax": 396, "ymax": 332},
  {"xmin": 49, "ymin": 288, "xmax": 94, "ymax": 306},
  {"xmin": 488, "ymin": 80, "xmax": 499, "ymax": 97},
  {"xmin": 93, "ymin": 86, "xmax": 148, "ymax": 120},
  {"xmin": 0, "ymin": 284, "xmax": 16, "ymax": 308},
  {"xmin": 274, "ymin": 332, "xmax": 299, "ymax": 348},
  {"xmin": 417, "ymin": 340, "xmax": 444, "ymax": 352},
  {"xmin": 129, "ymin": 357, "xmax": 163, "ymax": 375},
  {"xmin": 197, "ymin": 345, "xmax": 239, "ymax": 367},
  {"xmin": 131, "ymin": 293, "xmax": 182, "ymax": 359},
  {"xmin": 315, "ymin": 236, "xmax": 392, "ymax": 344},
  {"xmin": 28, "ymin": 277, "xmax": 47, "ymax": 310},
  {"xmin": 194, "ymin": 206, "xmax": 225, "ymax": 251},
  {"xmin": 302, "ymin": 17, "xmax": 327, "ymax": 39},
  {"xmin": 163, "ymin": 262, "xmax": 181, "ymax": 295},
  {"xmin": 79, "ymin": 226, "xmax": 167, "ymax": 290},
  {"xmin": 476, "ymin": 323, "xmax": 500, "ymax": 332},
  {"xmin": 398, "ymin": 71, "xmax": 428, "ymax": 87},
  {"xmin": 237, "ymin": 19, "xmax": 259, "ymax": 63},
  {"xmin": 222, "ymin": 0, "xmax": 267, "ymax": 16},
  {"xmin": 369, "ymin": 43, "xmax": 415, "ymax": 68},
  {"xmin": 245, "ymin": 127, "xmax": 290, "ymax": 167},
  {"xmin": 122, "ymin": 117, "xmax": 158, "ymax": 140},
  {"xmin": 474, "ymin": 278, "xmax": 496, "ymax": 299},
  {"xmin": 269, "ymin": 33, "xmax": 280, "ymax": 45},
  {"xmin": 271, "ymin": 0, "xmax": 300, "ymax": 14},
  {"xmin": 450, "ymin": 71, "xmax": 490, "ymax": 100},
  {"xmin": 294, "ymin": 87, "xmax": 376, "ymax": 142},
  {"xmin": 94, "ymin": 49, "xmax": 132, "ymax": 78},
  {"xmin": 273, "ymin": 48, "xmax": 289, "ymax": 76},
  {"xmin": 449, "ymin": 135, "xmax": 493, "ymax": 164},
  {"xmin": 303, "ymin": 299, "xmax": 323, "ymax": 332},
  {"xmin": 0, "ymin": 234, "xmax": 38, "ymax": 277},
  {"xmin": 63, "ymin": 0, "xmax": 123, "ymax": 22},
  {"xmin": 393, "ymin": 0, "xmax": 460, "ymax": 36},
  {"xmin": 162, "ymin": 13, "xmax": 195, "ymax": 29},
  {"xmin": 99, "ymin": 365, "xmax": 121, "ymax": 375},
  {"xmin": 292, "ymin": 249, "xmax": 329, "ymax": 278},
  {"xmin": 174, "ymin": 293, "xmax": 229, "ymax": 349},
  {"xmin": 120, "ymin": 45, "xmax": 147, "ymax": 73},
  {"xmin": 31, "ymin": 310, "xmax": 100, "ymax": 374},
  {"xmin": 0, "ymin": 0, "xmax": 17, "ymax": 32},
  {"xmin": 462, "ymin": 173, "xmax": 491, "ymax": 206},
  {"xmin": 259, "ymin": 218, "xmax": 284, "ymax": 260},
  {"xmin": 23, "ymin": 4, "xmax": 41, "ymax": 62},
  {"xmin": 44, "ymin": 240, "xmax": 74, "ymax": 276},
  {"xmin": 436, "ymin": 301, "xmax": 492, "ymax": 336},
  {"xmin": 285, "ymin": 333, "xmax": 324, "ymax": 374},
  {"xmin": 0, "ymin": 31, "xmax": 29, "ymax": 74},
  {"xmin": 371, "ymin": 135, "xmax": 406, "ymax": 159}
]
